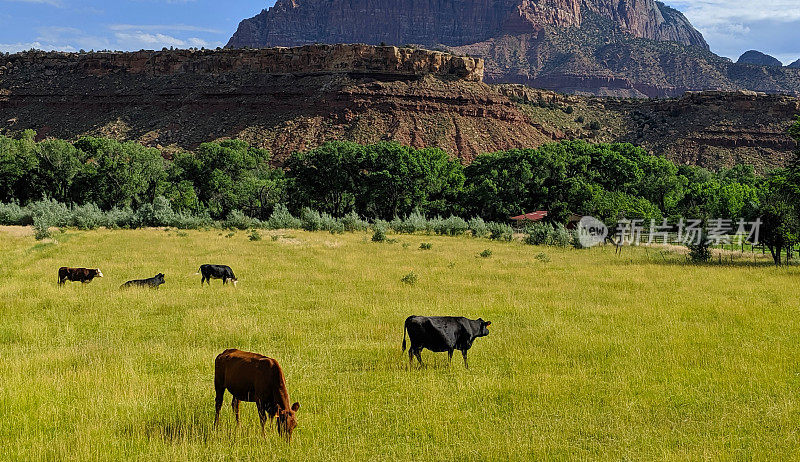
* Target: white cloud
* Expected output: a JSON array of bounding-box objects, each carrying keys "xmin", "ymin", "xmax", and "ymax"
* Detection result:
[
  {"xmin": 665, "ymin": 0, "xmax": 800, "ymax": 64},
  {"xmin": 1, "ymin": 0, "xmax": 63, "ymax": 7},
  {"xmin": 113, "ymin": 31, "xmax": 219, "ymax": 49},
  {"xmin": 667, "ymin": 0, "xmax": 800, "ymax": 27},
  {"xmin": 109, "ymin": 24, "xmax": 223, "ymax": 34}
]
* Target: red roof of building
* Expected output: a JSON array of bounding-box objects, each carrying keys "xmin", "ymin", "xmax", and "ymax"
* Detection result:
[{"xmin": 510, "ymin": 211, "xmax": 548, "ymax": 221}]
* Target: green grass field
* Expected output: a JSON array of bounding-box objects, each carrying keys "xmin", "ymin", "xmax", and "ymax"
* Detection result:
[{"xmin": 1, "ymin": 227, "xmax": 799, "ymax": 460}]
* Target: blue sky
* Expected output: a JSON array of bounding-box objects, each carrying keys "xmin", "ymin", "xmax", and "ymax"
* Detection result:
[{"xmin": 0, "ymin": 0, "xmax": 798, "ymax": 64}]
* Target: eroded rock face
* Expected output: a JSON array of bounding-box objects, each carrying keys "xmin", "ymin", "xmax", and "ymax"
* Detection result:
[
  {"xmin": 1, "ymin": 45, "xmax": 797, "ymax": 171},
  {"xmin": 227, "ymin": 0, "xmax": 708, "ymax": 49},
  {"xmin": 0, "ymin": 44, "xmax": 483, "ymax": 82}
]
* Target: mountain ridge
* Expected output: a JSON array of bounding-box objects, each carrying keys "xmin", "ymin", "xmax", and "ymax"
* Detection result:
[{"xmin": 227, "ymin": 0, "xmax": 800, "ymax": 97}]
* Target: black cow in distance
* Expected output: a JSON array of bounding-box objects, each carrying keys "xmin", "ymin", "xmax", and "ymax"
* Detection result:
[
  {"xmin": 402, "ymin": 316, "xmax": 491, "ymax": 368},
  {"xmin": 199, "ymin": 265, "xmax": 238, "ymax": 286}
]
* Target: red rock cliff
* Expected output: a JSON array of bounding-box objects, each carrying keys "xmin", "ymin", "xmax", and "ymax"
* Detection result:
[{"xmin": 227, "ymin": 0, "xmax": 708, "ymax": 49}]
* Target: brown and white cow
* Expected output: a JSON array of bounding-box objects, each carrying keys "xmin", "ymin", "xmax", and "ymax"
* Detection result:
[
  {"xmin": 214, "ymin": 349, "xmax": 300, "ymax": 441},
  {"xmin": 58, "ymin": 267, "xmax": 103, "ymax": 285}
]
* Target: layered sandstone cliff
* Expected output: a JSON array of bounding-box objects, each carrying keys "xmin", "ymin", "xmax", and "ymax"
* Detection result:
[
  {"xmin": 228, "ymin": 0, "xmax": 708, "ymax": 49},
  {"xmin": 1, "ymin": 46, "xmax": 797, "ymax": 170}
]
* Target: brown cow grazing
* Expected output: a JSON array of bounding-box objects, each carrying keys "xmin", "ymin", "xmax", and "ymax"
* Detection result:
[
  {"xmin": 214, "ymin": 349, "xmax": 300, "ymax": 441},
  {"xmin": 58, "ymin": 267, "xmax": 103, "ymax": 285}
]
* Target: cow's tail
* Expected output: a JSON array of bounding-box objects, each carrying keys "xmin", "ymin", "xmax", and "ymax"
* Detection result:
[{"xmin": 402, "ymin": 320, "xmax": 408, "ymax": 352}]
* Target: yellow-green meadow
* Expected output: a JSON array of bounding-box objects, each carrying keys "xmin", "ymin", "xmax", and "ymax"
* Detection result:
[{"xmin": 1, "ymin": 227, "xmax": 799, "ymax": 460}]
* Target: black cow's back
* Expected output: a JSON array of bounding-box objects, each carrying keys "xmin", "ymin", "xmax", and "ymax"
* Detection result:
[{"xmin": 405, "ymin": 316, "xmax": 469, "ymax": 352}]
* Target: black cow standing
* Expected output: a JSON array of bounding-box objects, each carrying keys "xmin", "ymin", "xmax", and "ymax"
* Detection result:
[
  {"xmin": 121, "ymin": 273, "xmax": 165, "ymax": 289},
  {"xmin": 402, "ymin": 316, "xmax": 491, "ymax": 368},
  {"xmin": 199, "ymin": 265, "xmax": 238, "ymax": 286}
]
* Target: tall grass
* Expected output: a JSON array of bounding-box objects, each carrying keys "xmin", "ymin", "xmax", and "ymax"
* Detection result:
[{"xmin": 0, "ymin": 228, "xmax": 799, "ymax": 460}]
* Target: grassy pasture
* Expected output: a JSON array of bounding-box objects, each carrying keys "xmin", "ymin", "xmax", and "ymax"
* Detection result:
[{"xmin": 1, "ymin": 227, "xmax": 799, "ymax": 460}]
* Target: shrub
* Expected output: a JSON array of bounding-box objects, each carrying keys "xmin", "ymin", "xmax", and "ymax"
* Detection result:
[
  {"xmin": 319, "ymin": 212, "xmax": 344, "ymax": 234},
  {"xmin": 688, "ymin": 231, "xmax": 712, "ymax": 263},
  {"xmin": 300, "ymin": 207, "xmax": 323, "ymax": 231},
  {"xmin": 487, "ymin": 222, "xmax": 513, "ymax": 241},
  {"xmin": 564, "ymin": 106, "xmax": 574, "ymax": 114},
  {"xmin": 525, "ymin": 222, "xmax": 571, "ymax": 247},
  {"xmin": 267, "ymin": 204, "xmax": 302, "ymax": 230},
  {"xmin": 479, "ymin": 249, "xmax": 493, "ymax": 258},
  {"xmin": 33, "ymin": 216, "xmax": 51, "ymax": 240},
  {"xmin": 105, "ymin": 206, "xmax": 137, "ymax": 229},
  {"xmin": 402, "ymin": 209, "xmax": 429, "ymax": 234},
  {"xmin": 28, "ymin": 199, "xmax": 70, "ymax": 228},
  {"xmin": 535, "ymin": 252, "xmax": 551, "ymax": 263},
  {"xmin": 169, "ymin": 212, "xmax": 212, "ymax": 230},
  {"xmin": 0, "ymin": 202, "xmax": 29, "ymax": 225},
  {"xmin": 589, "ymin": 120, "xmax": 602, "ymax": 131},
  {"xmin": 525, "ymin": 222, "xmax": 554, "ymax": 246},
  {"xmin": 70, "ymin": 203, "xmax": 105, "ymax": 230},
  {"xmin": 225, "ymin": 210, "xmax": 256, "ymax": 230},
  {"xmin": 468, "ymin": 217, "xmax": 489, "ymax": 238},
  {"xmin": 550, "ymin": 224, "xmax": 572, "ymax": 247},
  {"xmin": 420, "ymin": 242, "xmax": 433, "ymax": 250},
  {"xmin": 341, "ymin": 211, "xmax": 369, "ymax": 232},
  {"xmin": 434, "ymin": 215, "xmax": 469, "ymax": 236},
  {"xmin": 575, "ymin": 116, "xmax": 585, "ymax": 123},
  {"xmin": 372, "ymin": 225, "xmax": 387, "ymax": 242},
  {"xmin": 248, "ymin": 229, "xmax": 262, "ymax": 241},
  {"xmin": 401, "ymin": 271, "xmax": 418, "ymax": 285},
  {"xmin": 389, "ymin": 216, "xmax": 404, "ymax": 233}
]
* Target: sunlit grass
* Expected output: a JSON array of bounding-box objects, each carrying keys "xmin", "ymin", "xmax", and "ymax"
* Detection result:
[{"xmin": 0, "ymin": 227, "xmax": 798, "ymax": 460}]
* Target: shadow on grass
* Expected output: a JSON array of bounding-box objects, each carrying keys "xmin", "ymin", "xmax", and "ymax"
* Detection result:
[{"xmin": 130, "ymin": 407, "xmax": 214, "ymax": 443}]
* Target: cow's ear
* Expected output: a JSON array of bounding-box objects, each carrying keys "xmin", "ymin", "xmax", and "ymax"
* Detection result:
[
  {"xmin": 484, "ymin": 321, "xmax": 492, "ymax": 327},
  {"xmin": 291, "ymin": 402, "xmax": 300, "ymax": 412}
]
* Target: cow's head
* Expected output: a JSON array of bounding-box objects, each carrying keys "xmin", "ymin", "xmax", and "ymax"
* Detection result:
[
  {"xmin": 476, "ymin": 318, "xmax": 491, "ymax": 337},
  {"xmin": 155, "ymin": 273, "xmax": 165, "ymax": 283},
  {"xmin": 93, "ymin": 269, "xmax": 103, "ymax": 278},
  {"xmin": 231, "ymin": 277, "xmax": 238, "ymax": 287},
  {"xmin": 276, "ymin": 402, "xmax": 300, "ymax": 442}
]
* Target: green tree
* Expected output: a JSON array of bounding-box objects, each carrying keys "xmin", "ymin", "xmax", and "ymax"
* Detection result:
[
  {"xmin": 73, "ymin": 137, "xmax": 167, "ymax": 209},
  {"xmin": 286, "ymin": 141, "xmax": 464, "ymax": 219},
  {"xmin": 0, "ymin": 132, "xmax": 38, "ymax": 203},
  {"xmin": 173, "ymin": 140, "xmax": 282, "ymax": 219}
]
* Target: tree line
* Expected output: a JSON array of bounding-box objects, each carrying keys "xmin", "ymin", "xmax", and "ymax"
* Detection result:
[{"xmin": 1, "ymin": 119, "xmax": 798, "ymax": 264}]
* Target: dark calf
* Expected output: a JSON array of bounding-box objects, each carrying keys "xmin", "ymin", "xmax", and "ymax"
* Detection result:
[{"xmin": 121, "ymin": 273, "xmax": 165, "ymax": 289}]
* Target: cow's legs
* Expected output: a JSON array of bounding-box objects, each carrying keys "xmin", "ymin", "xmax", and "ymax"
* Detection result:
[
  {"xmin": 448, "ymin": 350, "xmax": 454, "ymax": 366},
  {"xmin": 414, "ymin": 349, "xmax": 424, "ymax": 367},
  {"xmin": 223, "ymin": 277, "xmax": 228, "ymax": 285},
  {"xmin": 461, "ymin": 350, "xmax": 469, "ymax": 369},
  {"xmin": 256, "ymin": 401, "xmax": 268, "ymax": 437},
  {"xmin": 231, "ymin": 398, "xmax": 240, "ymax": 426},
  {"xmin": 213, "ymin": 387, "xmax": 224, "ymax": 428}
]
